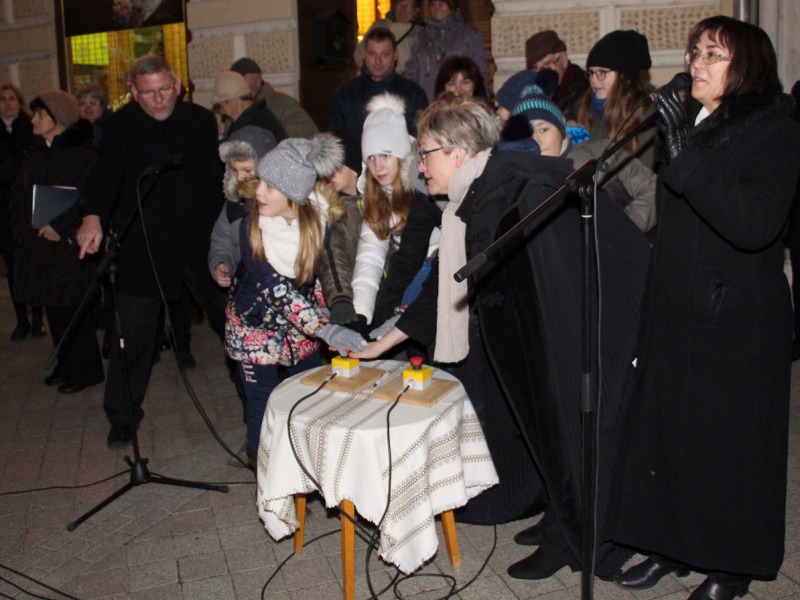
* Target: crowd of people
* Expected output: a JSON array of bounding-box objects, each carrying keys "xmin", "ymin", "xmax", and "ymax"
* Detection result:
[{"xmin": 2, "ymin": 5, "xmax": 800, "ymax": 599}]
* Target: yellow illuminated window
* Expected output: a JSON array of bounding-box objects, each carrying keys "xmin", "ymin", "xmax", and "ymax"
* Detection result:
[{"xmin": 356, "ymin": 0, "xmax": 392, "ymax": 42}]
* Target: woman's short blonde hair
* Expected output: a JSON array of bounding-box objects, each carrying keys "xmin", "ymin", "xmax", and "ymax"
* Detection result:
[{"xmin": 416, "ymin": 93, "xmax": 500, "ymax": 157}]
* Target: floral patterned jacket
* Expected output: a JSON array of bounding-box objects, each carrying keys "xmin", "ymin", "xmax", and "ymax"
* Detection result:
[{"xmin": 225, "ymin": 217, "xmax": 328, "ymax": 366}]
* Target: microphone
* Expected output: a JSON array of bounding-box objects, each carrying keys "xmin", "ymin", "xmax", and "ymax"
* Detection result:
[
  {"xmin": 142, "ymin": 154, "xmax": 185, "ymax": 177},
  {"xmin": 639, "ymin": 72, "xmax": 692, "ymax": 107}
]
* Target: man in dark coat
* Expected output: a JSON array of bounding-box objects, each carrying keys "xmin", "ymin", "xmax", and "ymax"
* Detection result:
[
  {"xmin": 329, "ymin": 27, "xmax": 428, "ymax": 139},
  {"xmin": 77, "ymin": 54, "xmax": 226, "ymax": 445}
]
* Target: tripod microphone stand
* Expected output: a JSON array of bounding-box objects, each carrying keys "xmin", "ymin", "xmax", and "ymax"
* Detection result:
[{"xmin": 65, "ymin": 163, "xmax": 228, "ymax": 532}]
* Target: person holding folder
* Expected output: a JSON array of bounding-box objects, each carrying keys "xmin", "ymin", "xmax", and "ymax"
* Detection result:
[{"xmin": 9, "ymin": 90, "xmax": 104, "ymax": 394}]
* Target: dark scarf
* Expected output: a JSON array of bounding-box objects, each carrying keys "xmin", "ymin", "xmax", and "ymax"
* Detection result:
[
  {"xmin": 690, "ymin": 88, "xmax": 793, "ymax": 151},
  {"xmin": 426, "ymin": 13, "xmax": 462, "ymax": 62}
]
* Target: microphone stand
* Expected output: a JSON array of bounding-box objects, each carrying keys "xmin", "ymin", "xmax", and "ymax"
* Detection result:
[
  {"xmin": 455, "ymin": 109, "xmax": 658, "ymax": 600},
  {"xmin": 65, "ymin": 168, "xmax": 228, "ymax": 532}
]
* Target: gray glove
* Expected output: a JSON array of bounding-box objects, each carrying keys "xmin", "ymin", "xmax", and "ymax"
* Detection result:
[
  {"xmin": 655, "ymin": 87, "xmax": 689, "ymax": 161},
  {"xmin": 317, "ymin": 323, "xmax": 367, "ymax": 356},
  {"xmin": 329, "ymin": 299, "xmax": 358, "ymax": 325},
  {"xmin": 369, "ymin": 313, "xmax": 401, "ymax": 340}
]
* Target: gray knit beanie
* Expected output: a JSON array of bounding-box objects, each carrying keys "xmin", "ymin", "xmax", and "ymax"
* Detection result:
[
  {"xmin": 257, "ymin": 133, "xmax": 344, "ymax": 205},
  {"xmin": 30, "ymin": 90, "xmax": 80, "ymax": 128}
]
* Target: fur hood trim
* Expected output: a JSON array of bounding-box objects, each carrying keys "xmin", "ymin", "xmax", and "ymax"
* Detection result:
[
  {"xmin": 690, "ymin": 89, "xmax": 794, "ymax": 151},
  {"xmin": 219, "ymin": 139, "xmax": 257, "ymax": 164},
  {"xmin": 222, "ymin": 165, "xmax": 244, "ymax": 204},
  {"xmin": 308, "ymin": 132, "xmax": 344, "ymax": 179}
]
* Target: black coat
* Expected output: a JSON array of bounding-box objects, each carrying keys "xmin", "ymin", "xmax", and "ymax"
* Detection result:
[
  {"xmin": 9, "ymin": 119, "xmax": 97, "ymax": 306},
  {"xmin": 457, "ymin": 151, "xmax": 650, "ymax": 574},
  {"xmin": 397, "ymin": 151, "xmax": 650, "ymax": 540},
  {"xmin": 615, "ymin": 90, "xmax": 800, "ymax": 578},
  {"xmin": 83, "ymin": 100, "xmax": 224, "ymax": 300},
  {"xmin": 373, "ymin": 191, "xmax": 442, "ymax": 326},
  {"xmin": 0, "ymin": 111, "xmax": 32, "ymax": 251},
  {"xmin": 329, "ymin": 71, "xmax": 428, "ymax": 139}
]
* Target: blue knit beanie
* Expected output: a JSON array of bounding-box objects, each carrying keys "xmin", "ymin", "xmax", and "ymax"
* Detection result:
[{"xmin": 511, "ymin": 85, "xmax": 566, "ymax": 137}]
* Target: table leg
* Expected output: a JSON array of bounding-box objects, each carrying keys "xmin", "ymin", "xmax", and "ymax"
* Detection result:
[
  {"xmin": 440, "ymin": 510, "xmax": 460, "ymax": 567},
  {"xmin": 294, "ymin": 494, "xmax": 306, "ymax": 554},
  {"xmin": 340, "ymin": 499, "xmax": 355, "ymax": 600}
]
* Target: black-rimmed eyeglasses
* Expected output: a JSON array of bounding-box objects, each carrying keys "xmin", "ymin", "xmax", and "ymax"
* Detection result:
[{"xmin": 418, "ymin": 146, "xmax": 443, "ymax": 164}]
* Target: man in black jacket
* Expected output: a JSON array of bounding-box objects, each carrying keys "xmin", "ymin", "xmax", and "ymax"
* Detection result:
[
  {"xmin": 76, "ymin": 55, "xmax": 226, "ymax": 445},
  {"xmin": 329, "ymin": 27, "xmax": 428, "ymax": 139}
]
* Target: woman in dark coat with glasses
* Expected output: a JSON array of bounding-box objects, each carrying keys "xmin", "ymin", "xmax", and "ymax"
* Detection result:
[{"xmin": 614, "ymin": 16, "xmax": 800, "ymax": 600}]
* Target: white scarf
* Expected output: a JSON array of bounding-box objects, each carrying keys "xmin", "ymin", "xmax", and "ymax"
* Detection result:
[
  {"xmin": 258, "ymin": 190, "xmax": 329, "ymax": 279},
  {"xmin": 434, "ymin": 148, "xmax": 491, "ymax": 363}
]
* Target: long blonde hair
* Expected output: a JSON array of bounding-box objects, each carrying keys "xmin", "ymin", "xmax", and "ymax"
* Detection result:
[
  {"xmin": 362, "ymin": 164, "xmax": 411, "ymax": 241},
  {"xmin": 244, "ymin": 179, "xmax": 325, "ymax": 287}
]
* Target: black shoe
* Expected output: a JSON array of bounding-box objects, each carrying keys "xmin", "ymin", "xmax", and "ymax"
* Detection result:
[
  {"xmin": 514, "ymin": 520, "xmax": 543, "ymax": 546},
  {"xmin": 107, "ymin": 424, "xmax": 135, "ymax": 446},
  {"xmin": 44, "ymin": 373, "xmax": 65, "ymax": 386},
  {"xmin": 507, "ymin": 546, "xmax": 578, "ymax": 580},
  {"xmin": 688, "ymin": 578, "xmax": 749, "ymax": 600},
  {"xmin": 10, "ymin": 321, "xmax": 30, "ymax": 341},
  {"xmin": 177, "ymin": 350, "xmax": 196, "ymax": 369},
  {"xmin": 30, "ymin": 320, "xmax": 46, "ymax": 337},
  {"xmin": 57, "ymin": 382, "xmax": 87, "ymax": 395},
  {"xmin": 793, "ymin": 339, "xmax": 800, "ymax": 362},
  {"xmin": 616, "ymin": 557, "xmax": 690, "ymax": 590}
]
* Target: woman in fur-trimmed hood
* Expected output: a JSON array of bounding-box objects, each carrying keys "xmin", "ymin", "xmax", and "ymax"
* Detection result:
[{"xmin": 614, "ymin": 16, "xmax": 800, "ymax": 597}]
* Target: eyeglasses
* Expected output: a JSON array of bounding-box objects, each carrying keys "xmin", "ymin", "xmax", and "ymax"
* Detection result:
[
  {"xmin": 418, "ymin": 146, "xmax": 443, "ymax": 164},
  {"xmin": 534, "ymin": 53, "xmax": 562, "ymax": 72},
  {"xmin": 587, "ymin": 68, "xmax": 612, "ymax": 81},
  {"xmin": 685, "ymin": 51, "xmax": 731, "ymax": 65},
  {"xmin": 78, "ymin": 99, "xmax": 100, "ymax": 107},
  {"xmin": 135, "ymin": 83, "xmax": 176, "ymax": 99}
]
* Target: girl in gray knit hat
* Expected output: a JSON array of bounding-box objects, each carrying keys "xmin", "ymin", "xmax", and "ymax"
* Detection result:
[{"xmin": 224, "ymin": 134, "xmax": 367, "ymax": 467}]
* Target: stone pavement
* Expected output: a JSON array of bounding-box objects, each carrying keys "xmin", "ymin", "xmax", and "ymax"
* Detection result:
[{"xmin": 1, "ymin": 280, "xmax": 799, "ymax": 599}]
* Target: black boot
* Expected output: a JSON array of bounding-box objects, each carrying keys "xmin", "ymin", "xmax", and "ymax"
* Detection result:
[
  {"xmin": 616, "ymin": 556, "xmax": 689, "ymax": 590},
  {"xmin": 507, "ymin": 544, "xmax": 578, "ymax": 580},
  {"xmin": 688, "ymin": 577, "xmax": 749, "ymax": 600}
]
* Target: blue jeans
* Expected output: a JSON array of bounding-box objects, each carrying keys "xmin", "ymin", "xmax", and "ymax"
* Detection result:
[{"xmin": 239, "ymin": 352, "xmax": 322, "ymax": 453}]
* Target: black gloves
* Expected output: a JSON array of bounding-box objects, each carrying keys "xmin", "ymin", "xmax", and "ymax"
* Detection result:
[
  {"xmin": 329, "ymin": 299, "xmax": 358, "ymax": 325},
  {"xmin": 655, "ymin": 86, "xmax": 689, "ymax": 161}
]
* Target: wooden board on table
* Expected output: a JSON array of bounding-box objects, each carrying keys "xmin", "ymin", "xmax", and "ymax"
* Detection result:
[
  {"xmin": 299, "ymin": 365, "xmax": 384, "ymax": 393},
  {"xmin": 372, "ymin": 377, "xmax": 459, "ymax": 407}
]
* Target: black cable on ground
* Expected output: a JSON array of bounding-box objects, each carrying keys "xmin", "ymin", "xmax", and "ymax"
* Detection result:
[{"xmin": 0, "ymin": 562, "xmax": 81, "ymax": 600}]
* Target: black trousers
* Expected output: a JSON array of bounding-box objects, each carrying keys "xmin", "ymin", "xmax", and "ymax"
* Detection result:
[
  {"xmin": 46, "ymin": 304, "xmax": 105, "ymax": 387},
  {"xmin": 102, "ymin": 270, "xmax": 226, "ymax": 428}
]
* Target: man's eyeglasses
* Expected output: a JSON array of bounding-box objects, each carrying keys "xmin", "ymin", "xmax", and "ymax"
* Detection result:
[
  {"xmin": 418, "ymin": 146, "xmax": 443, "ymax": 164},
  {"xmin": 534, "ymin": 53, "xmax": 562, "ymax": 72},
  {"xmin": 136, "ymin": 83, "xmax": 175, "ymax": 99},
  {"xmin": 587, "ymin": 68, "xmax": 612, "ymax": 81},
  {"xmin": 684, "ymin": 51, "xmax": 731, "ymax": 65}
]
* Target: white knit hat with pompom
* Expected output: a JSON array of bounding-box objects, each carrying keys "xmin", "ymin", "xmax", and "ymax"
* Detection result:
[{"xmin": 361, "ymin": 93, "xmax": 411, "ymax": 160}]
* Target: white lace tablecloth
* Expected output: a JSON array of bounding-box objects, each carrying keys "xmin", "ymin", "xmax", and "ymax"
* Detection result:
[{"xmin": 255, "ymin": 359, "xmax": 499, "ymax": 573}]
